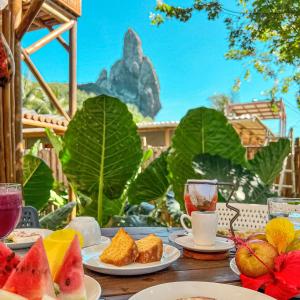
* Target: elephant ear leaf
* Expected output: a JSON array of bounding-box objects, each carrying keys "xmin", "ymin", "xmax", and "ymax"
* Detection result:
[
  {"xmin": 168, "ymin": 107, "xmax": 246, "ymax": 206},
  {"xmin": 23, "ymin": 154, "xmax": 54, "ymax": 210},
  {"xmin": 249, "ymin": 138, "xmax": 290, "ymax": 186},
  {"xmin": 45, "ymin": 128, "xmax": 63, "ymax": 157},
  {"xmin": 60, "ymin": 95, "xmax": 143, "ymax": 224},
  {"xmin": 128, "ymin": 151, "xmax": 170, "ymax": 204},
  {"xmin": 193, "ymin": 154, "xmax": 274, "ymax": 204}
]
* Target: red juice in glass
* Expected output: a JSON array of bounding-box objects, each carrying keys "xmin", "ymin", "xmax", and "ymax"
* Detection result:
[{"xmin": 0, "ymin": 184, "xmax": 22, "ymax": 238}]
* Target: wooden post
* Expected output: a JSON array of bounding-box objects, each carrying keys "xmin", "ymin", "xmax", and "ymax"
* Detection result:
[
  {"xmin": 69, "ymin": 21, "xmax": 77, "ymax": 217},
  {"xmin": 69, "ymin": 21, "xmax": 77, "ymax": 116}
]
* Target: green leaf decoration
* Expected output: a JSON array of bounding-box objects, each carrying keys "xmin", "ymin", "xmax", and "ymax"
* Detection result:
[
  {"xmin": 60, "ymin": 95, "xmax": 143, "ymax": 224},
  {"xmin": 23, "ymin": 154, "xmax": 54, "ymax": 210},
  {"xmin": 128, "ymin": 151, "xmax": 170, "ymax": 204},
  {"xmin": 168, "ymin": 107, "xmax": 246, "ymax": 206},
  {"xmin": 27, "ymin": 140, "xmax": 41, "ymax": 156},
  {"xmin": 45, "ymin": 128, "xmax": 63, "ymax": 157},
  {"xmin": 39, "ymin": 202, "xmax": 76, "ymax": 230},
  {"xmin": 193, "ymin": 154, "xmax": 274, "ymax": 204},
  {"xmin": 249, "ymin": 138, "xmax": 290, "ymax": 186}
]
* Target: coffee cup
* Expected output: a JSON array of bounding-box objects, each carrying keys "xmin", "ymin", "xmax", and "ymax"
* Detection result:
[
  {"xmin": 66, "ymin": 216, "xmax": 102, "ymax": 247},
  {"xmin": 180, "ymin": 211, "xmax": 217, "ymax": 246}
]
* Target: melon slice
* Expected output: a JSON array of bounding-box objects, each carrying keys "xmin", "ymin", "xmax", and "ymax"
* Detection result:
[
  {"xmin": 55, "ymin": 235, "xmax": 87, "ymax": 300},
  {"xmin": 0, "ymin": 290, "xmax": 27, "ymax": 299},
  {"xmin": 0, "ymin": 243, "xmax": 20, "ymax": 288},
  {"xmin": 3, "ymin": 238, "xmax": 56, "ymax": 300}
]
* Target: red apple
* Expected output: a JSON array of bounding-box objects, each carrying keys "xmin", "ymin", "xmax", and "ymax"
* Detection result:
[{"xmin": 235, "ymin": 240, "xmax": 278, "ymax": 278}]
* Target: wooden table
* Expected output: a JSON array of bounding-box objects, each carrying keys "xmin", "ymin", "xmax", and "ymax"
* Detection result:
[{"xmin": 85, "ymin": 227, "xmax": 240, "ymax": 300}]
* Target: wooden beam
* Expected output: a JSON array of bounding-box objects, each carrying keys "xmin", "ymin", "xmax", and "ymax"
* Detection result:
[
  {"xmin": 41, "ymin": 2, "xmax": 70, "ymax": 23},
  {"xmin": 25, "ymin": 20, "xmax": 74, "ymax": 55},
  {"xmin": 69, "ymin": 21, "xmax": 77, "ymax": 117},
  {"xmin": 22, "ymin": 118, "xmax": 67, "ymax": 132},
  {"xmin": 16, "ymin": 0, "xmax": 45, "ymax": 40},
  {"xmin": 22, "ymin": 49, "xmax": 71, "ymax": 121},
  {"xmin": 46, "ymin": 24, "xmax": 69, "ymax": 51}
]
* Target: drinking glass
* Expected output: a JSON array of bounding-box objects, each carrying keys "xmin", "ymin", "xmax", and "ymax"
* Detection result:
[
  {"xmin": 268, "ymin": 197, "xmax": 300, "ymax": 229},
  {"xmin": 0, "ymin": 183, "xmax": 23, "ymax": 239}
]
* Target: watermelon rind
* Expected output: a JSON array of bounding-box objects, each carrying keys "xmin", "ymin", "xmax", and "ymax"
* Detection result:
[{"xmin": 0, "ymin": 290, "xmax": 27, "ymax": 299}]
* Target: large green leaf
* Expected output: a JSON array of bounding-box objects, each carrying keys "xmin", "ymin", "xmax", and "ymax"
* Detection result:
[
  {"xmin": 39, "ymin": 202, "xmax": 76, "ymax": 230},
  {"xmin": 193, "ymin": 154, "xmax": 274, "ymax": 204},
  {"xmin": 23, "ymin": 154, "xmax": 54, "ymax": 210},
  {"xmin": 168, "ymin": 107, "xmax": 246, "ymax": 206},
  {"xmin": 60, "ymin": 95, "xmax": 143, "ymax": 224},
  {"xmin": 249, "ymin": 138, "xmax": 290, "ymax": 185},
  {"xmin": 45, "ymin": 128, "xmax": 63, "ymax": 157},
  {"xmin": 128, "ymin": 151, "xmax": 170, "ymax": 204}
]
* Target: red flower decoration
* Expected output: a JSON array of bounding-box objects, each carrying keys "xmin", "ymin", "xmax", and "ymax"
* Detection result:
[{"xmin": 240, "ymin": 250, "xmax": 300, "ymax": 300}]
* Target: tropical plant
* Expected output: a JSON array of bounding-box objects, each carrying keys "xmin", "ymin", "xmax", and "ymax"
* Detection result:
[
  {"xmin": 151, "ymin": 0, "xmax": 300, "ymax": 106},
  {"xmin": 45, "ymin": 96, "xmax": 290, "ymax": 227},
  {"xmin": 208, "ymin": 93, "xmax": 233, "ymax": 113}
]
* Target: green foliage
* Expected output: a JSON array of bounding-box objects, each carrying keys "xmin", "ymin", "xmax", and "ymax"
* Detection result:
[
  {"xmin": 127, "ymin": 104, "xmax": 153, "ymax": 123},
  {"xmin": 128, "ymin": 151, "xmax": 170, "ymax": 205},
  {"xmin": 23, "ymin": 154, "xmax": 54, "ymax": 210},
  {"xmin": 249, "ymin": 138, "xmax": 290, "ymax": 186},
  {"xmin": 45, "ymin": 128, "xmax": 63, "ymax": 156},
  {"xmin": 152, "ymin": 0, "xmax": 300, "ymax": 104},
  {"xmin": 208, "ymin": 93, "xmax": 233, "ymax": 112},
  {"xmin": 60, "ymin": 95, "xmax": 143, "ymax": 224},
  {"xmin": 168, "ymin": 107, "xmax": 246, "ymax": 207},
  {"xmin": 193, "ymin": 154, "xmax": 274, "ymax": 204},
  {"xmin": 39, "ymin": 202, "xmax": 76, "ymax": 230}
]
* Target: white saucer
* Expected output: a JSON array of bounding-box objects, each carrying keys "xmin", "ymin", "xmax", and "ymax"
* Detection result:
[{"xmin": 174, "ymin": 235, "xmax": 235, "ymax": 252}]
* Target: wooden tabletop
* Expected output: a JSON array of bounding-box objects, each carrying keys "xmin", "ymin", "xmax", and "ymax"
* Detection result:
[{"xmin": 85, "ymin": 227, "xmax": 240, "ymax": 300}]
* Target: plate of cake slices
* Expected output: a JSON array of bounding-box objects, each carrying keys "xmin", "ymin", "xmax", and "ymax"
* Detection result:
[{"xmin": 82, "ymin": 228, "xmax": 180, "ymax": 276}]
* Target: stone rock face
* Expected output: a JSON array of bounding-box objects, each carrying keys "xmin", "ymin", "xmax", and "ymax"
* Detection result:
[{"xmin": 79, "ymin": 29, "xmax": 161, "ymax": 118}]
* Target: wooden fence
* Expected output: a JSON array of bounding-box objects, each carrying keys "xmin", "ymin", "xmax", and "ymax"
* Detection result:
[{"xmin": 37, "ymin": 144, "xmax": 300, "ymax": 198}]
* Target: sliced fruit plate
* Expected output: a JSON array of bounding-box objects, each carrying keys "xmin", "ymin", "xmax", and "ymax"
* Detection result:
[{"xmin": 5, "ymin": 228, "xmax": 53, "ymax": 249}]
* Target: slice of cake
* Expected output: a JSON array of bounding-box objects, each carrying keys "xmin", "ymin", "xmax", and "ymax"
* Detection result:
[
  {"xmin": 136, "ymin": 234, "xmax": 163, "ymax": 263},
  {"xmin": 100, "ymin": 228, "xmax": 138, "ymax": 266}
]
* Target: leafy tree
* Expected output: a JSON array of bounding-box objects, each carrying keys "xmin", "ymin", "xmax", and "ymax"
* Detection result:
[
  {"xmin": 151, "ymin": 0, "xmax": 300, "ymax": 106},
  {"xmin": 208, "ymin": 93, "xmax": 233, "ymax": 112}
]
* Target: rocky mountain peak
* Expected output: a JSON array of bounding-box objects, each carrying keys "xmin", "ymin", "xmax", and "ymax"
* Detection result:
[{"xmin": 79, "ymin": 29, "xmax": 161, "ymax": 118}]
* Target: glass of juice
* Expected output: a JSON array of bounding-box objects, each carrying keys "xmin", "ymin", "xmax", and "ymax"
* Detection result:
[
  {"xmin": 0, "ymin": 183, "xmax": 22, "ymax": 239},
  {"xmin": 268, "ymin": 197, "xmax": 300, "ymax": 229}
]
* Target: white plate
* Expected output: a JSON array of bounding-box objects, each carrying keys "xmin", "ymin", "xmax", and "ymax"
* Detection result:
[
  {"xmin": 174, "ymin": 235, "xmax": 235, "ymax": 252},
  {"xmin": 85, "ymin": 275, "xmax": 101, "ymax": 300},
  {"xmin": 129, "ymin": 281, "xmax": 275, "ymax": 300},
  {"xmin": 230, "ymin": 258, "xmax": 241, "ymax": 276},
  {"xmin": 82, "ymin": 243, "xmax": 180, "ymax": 276},
  {"xmin": 5, "ymin": 228, "xmax": 53, "ymax": 250}
]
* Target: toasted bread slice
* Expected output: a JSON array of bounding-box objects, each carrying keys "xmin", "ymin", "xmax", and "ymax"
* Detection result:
[
  {"xmin": 100, "ymin": 228, "xmax": 138, "ymax": 266},
  {"xmin": 136, "ymin": 234, "xmax": 163, "ymax": 263}
]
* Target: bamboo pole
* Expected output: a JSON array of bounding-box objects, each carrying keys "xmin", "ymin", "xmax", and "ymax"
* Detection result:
[
  {"xmin": 0, "ymin": 87, "xmax": 6, "ymax": 182},
  {"xmin": 69, "ymin": 21, "xmax": 77, "ymax": 218},
  {"xmin": 69, "ymin": 21, "xmax": 77, "ymax": 116},
  {"xmin": 22, "ymin": 48, "xmax": 71, "ymax": 121},
  {"xmin": 25, "ymin": 20, "xmax": 74, "ymax": 55},
  {"xmin": 9, "ymin": 1, "xmax": 16, "ymax": 182},
  {"xmin": 46, "ymin": 24, "xmax": 69, "ymax": 52},
  {"xmin": 16, "ymin": 0, "xmax": 45, "ymax": 40},
  {"xmin": 22, "ymin": 118, "xmax": 67, "ymax": 132},
  {"xmin": 2, "ymin": 8, "xmax": 13, "ymax": 182}
]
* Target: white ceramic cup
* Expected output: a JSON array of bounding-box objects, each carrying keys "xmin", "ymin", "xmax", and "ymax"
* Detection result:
[
  {"xmin": 66, "ymin": 216, "xmax": 102, "ymax": 247},
  {"xmin": 180, "ymin": 211, "xmax": 218, "ymax": 246}
]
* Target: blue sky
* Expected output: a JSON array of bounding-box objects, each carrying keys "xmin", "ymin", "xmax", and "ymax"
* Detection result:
[{"xmin": 22, "ymin": 0, "xmax": 300, "ymax": 136}]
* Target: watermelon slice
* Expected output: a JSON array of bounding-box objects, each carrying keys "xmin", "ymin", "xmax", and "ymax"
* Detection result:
[
  {"xmin": 3, "ymin": 238, "xmax": 56, "ymax": 300},
  {"xmin": 0, "ymin": 243, "xmax": 20, "ymax": 288},
  {"xmin": 55, "ymin": 236, "xmax": 87, "ymax": 300},
  {"xmin": 0, "ymin": 290, "xmax": 27, "ymax": 299}
]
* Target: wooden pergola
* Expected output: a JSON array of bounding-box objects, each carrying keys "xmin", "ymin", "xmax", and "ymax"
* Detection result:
[{"xmin": 0, "ymin": 0, "xmax": 81, "ymax": 183}]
